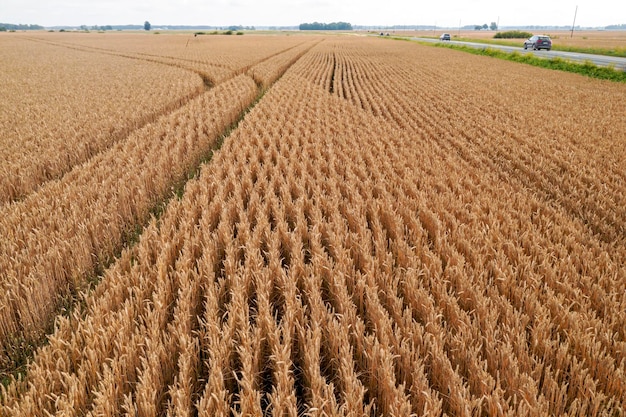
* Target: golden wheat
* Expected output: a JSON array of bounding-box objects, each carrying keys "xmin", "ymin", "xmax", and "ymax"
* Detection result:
[
  {"xmin": 0, "ymin": 74, "xmax": 258, "ymax": 364},
  {"xmin": 0, "ymin": 35, "xmax": 203, "ymax": 205},
  {"xmin": 1, "ymin": 34, "xmax": 624, "ymax": 416}
]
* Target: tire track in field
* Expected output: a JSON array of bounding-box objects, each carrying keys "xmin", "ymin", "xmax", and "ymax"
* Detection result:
[
  {"xmin": 6, "ymin": 36, "xmax": 313, "ymax": 206},
  {"xmin": 23, "ymin": 35, "xmax": 226, "ymax": 86},
  {"xmin": 2, "ymin": 37, "xmax": 209, "ymax": 207},
  {"xmin": 0, "ymin": 37, "xmax": 321, "ymax": 384}
]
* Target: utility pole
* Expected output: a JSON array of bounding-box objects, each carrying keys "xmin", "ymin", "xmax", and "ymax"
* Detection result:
[{"xmin": 571, "ymin": 5, "xmax": 578, "ymax": 38}]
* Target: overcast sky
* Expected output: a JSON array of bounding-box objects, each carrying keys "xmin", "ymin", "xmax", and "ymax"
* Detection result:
[{"xmin": 3, "ymin": 0, "xmax": 624, "ymax": 28}]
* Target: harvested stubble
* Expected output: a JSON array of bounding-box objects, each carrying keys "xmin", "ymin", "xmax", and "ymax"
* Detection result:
[{"xmin": 1, "ymin": 35, "xmax": 625, "ymax": 416}]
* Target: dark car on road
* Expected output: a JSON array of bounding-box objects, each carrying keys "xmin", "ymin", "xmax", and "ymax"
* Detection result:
[
  {"xmin": 439, "ymin": 33, "xmax": 451, "ymax": 41},
  {"xmin": 524, "ymin": 35, "xmax": 552, "ymax": 50}
]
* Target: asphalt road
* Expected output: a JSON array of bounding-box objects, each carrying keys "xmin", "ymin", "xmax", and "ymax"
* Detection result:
[{"xmin": 411, "ymin": 37, "xmax": 626, "ymax": 72}]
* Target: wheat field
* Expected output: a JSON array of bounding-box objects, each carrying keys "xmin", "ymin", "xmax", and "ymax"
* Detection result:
[{"xmin": 1, "ymin": 32, "xmax": 625, "ymax": 416}]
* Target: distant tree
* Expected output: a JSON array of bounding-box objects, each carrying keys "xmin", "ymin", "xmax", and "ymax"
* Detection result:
[
  {"xmin": 144, "ymin": 21, "xmax": 151, "ymax": 31},
  {"xmin": 91, "ymin": 25, "xmax": 113, "ymax": 31},
  {"xmin": 482, "ymin": 23, "xmax": 488, "ymax": 30},
  {"xmin": 490, "ymin": 22, "xmax": 498, "ymax": 30},
  {"xmin": 474, "ymin": 25, "xmax": 483, "ymax": 30},
  {"xmin": 299, "ymin": 21, "xmax": 352, "ymax": 30},
  {"xmin": 0, "ymin": 26, "xmax": 6, "ymax": 32},
  {"xmin": 0, "ymin": 23, "xmax": 44, "ymax": 30}
]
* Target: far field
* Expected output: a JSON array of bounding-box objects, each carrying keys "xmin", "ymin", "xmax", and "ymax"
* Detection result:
[
  {"xmin": 394, "ymin": 29, "xmax": 626, "ymax": 46},
  {"xmin": 1, "ymin": 31, "xmax": 625, "ymax": 416}
]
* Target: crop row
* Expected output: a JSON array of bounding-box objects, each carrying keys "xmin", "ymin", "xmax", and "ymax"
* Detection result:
[
  {"xmin": 303, "ymin": 39, "xmax": 626, "ymax": 405},
  {"xmin": 2, "ymin": 36, "xmax": 624, "ymax": 415},
  {"xmin": 0, "ymin": 36, "xmax": 203, "ymax": 205},
  {"xmin": 0, "ymin": 33, "xmax": 320, "ymax": 207},
  {"xmin": 0, "ymin": 34, "xmax": 321, "ymax": 372},
  {"xmin": 0, "ymin": 73, "xmax": 257, "ymax": 365},
  {"xmin": 28, "ymin": 33, "xmax": 320, "ymax": 84}
]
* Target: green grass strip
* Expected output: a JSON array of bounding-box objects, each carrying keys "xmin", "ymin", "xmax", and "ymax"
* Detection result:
[
  {"xmin": 549, "ymin": 44, "xmax": 626, "ymax": 59},
  {"xmin": 417, "ymin": 35, "xmax": 626, "ymax": 58},
  {"xmin": 433, "ymin": 42, "xmax": 626, "ymax": 82}
]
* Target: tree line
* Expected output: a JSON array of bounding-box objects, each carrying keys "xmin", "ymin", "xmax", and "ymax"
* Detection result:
[
  {"xmin": 474, "ymin": 22, "xmax": 498, "ymax": 31},
  {"xmin": 299, "ymin": 22, "xmax": 352, "ymax": 31},
  {"xmin": 0, "ymin": 23, "xmax": 44, "ymax": 31}
]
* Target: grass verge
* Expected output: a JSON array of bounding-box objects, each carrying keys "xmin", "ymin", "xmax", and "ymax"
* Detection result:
[
  {"xmin": 419, "ymin": 35, "xmax": 626, "ymax": 58},
  {"xmin": 548, "ymin": 44, "xmax": 626, "ymax": 58},
  {"xmin": 433, "ymin": 42, "xmax": 626, "ymax": 82}
]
